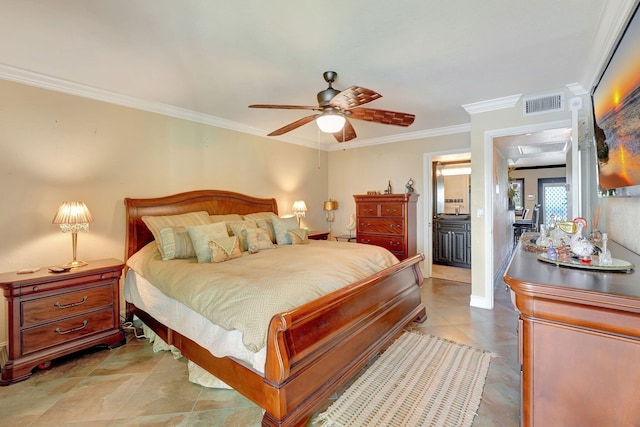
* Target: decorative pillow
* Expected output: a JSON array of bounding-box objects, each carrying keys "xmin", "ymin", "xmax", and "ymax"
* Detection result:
[
  {"xmin": 158, "ymin": 226, "xmax": 196, "ymax": 260},
  {"xmin": 228, "ymin": 219, "xmax": 258, "ymax": 251},
  {"xmin": 142, "ymin": 211, "xmax": 211, "ymax": 259},
  {"xmin": 245, "ymin": 228, "xmax": 276, "ymax": 253},
  {"xmin": 186, "ymin": 222, "xmax": 229, "ymax": 263},
  {"xmin": 272, "ymin": 216, "xmax": 299, "ymax": 245},
  {"xmin": 210, "ymin": 214, "xmax": 243, "ymax": 234},
  {"xmin": 243, "ymin": 212, "xmax": 277, "ymax": 242},
  {"xmin": 288, "ymin": 228, "xmax": 309, "ymax": 245},
  {"xmin": 209, "ymin": 236, "xmax": 242, "ymax": 263}
]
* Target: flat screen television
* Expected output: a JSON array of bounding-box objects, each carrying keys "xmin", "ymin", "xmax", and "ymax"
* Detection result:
[{"xmin": 591, "ymin": 2, "xmax": 640, "ymax": 197}]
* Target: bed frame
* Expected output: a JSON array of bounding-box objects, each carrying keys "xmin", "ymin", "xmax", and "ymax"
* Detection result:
[{"xmin": 124, "ymin": 189, "xmax": 426, "ymax": 426}]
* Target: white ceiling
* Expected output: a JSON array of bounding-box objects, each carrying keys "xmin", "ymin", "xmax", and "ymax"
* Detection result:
[{"xmin": 0, "ymin": 0, "xmax": 634, "ymax": 158}]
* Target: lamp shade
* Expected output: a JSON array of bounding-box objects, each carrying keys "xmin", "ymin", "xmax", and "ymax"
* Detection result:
[
  {"xmin": 292, "ymin": 200, "xmax": 307, "ymax": 213},
  {"xmin": 316, "ymin": 113, "xmax": 346, "ymax": 133},
  {"xmin": 52, "ymin": 202, "xmax": 93, "ymax": 225},
  {"xmin": 323, "ymin": 200, "xmax": 339, "ymax": 211}
]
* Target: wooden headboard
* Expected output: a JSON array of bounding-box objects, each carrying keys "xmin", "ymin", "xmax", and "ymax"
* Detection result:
[{"xmin": 124, "ymin": 190, "xmax": 278, "ymax": 260}]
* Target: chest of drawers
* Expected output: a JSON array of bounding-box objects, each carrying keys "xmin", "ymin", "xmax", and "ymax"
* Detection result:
[
  {"xmin": 0, "ymin": 259, "xmax": 125, "ymax": 384},
  {"xmin": 354, "ymin": 193, "xmax": 419, "ymax": 260}
]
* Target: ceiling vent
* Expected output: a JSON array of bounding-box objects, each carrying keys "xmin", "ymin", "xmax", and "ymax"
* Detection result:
[{"xmin": 523, "ymin": 92, "xmax": 564, "ymax": 116}]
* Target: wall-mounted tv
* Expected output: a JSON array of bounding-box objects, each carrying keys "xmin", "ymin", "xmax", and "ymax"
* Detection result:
[{"xmin": 592, "ymin": 2, "xmax": 640, "ymax": 197}]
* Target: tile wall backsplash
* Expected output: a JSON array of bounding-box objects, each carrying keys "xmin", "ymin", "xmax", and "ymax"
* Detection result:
[{"xmin": 604, "ymin": 197, "xmax": 640, "ymax": 254}]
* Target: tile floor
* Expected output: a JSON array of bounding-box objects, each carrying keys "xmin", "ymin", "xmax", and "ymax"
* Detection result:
[{"xmin": 0, "ymin": 276, "xmax": 520, "ymax": 426}]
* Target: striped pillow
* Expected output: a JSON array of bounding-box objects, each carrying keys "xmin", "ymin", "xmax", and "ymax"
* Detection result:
[
  {"xmin": 142, "ymin": 211, "xmax": 211, "ymax": 259},
  {"xmin": 158, "ymin": 226, "xmax": 196, "ymax": 259}
]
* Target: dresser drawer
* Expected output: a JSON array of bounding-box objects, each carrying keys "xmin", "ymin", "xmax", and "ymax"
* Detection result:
[
  {"xmin": 357, "ymin": 234, "xmax": 405, "ymax": 254},
  {"xmin": 380, "ymin": 203, "xmax": 404, "ymax": 217},
  {"xmin": 22, "ymin": 285, "xmax": 113, "ymax": 328},
  {"xmin": 22, "ymin": 308, "xmax": 115, "ymax": 355},
  {"xmin": 358, "ymin": 218, "xmax": 404, "ymax": 235},
  {"xmin": 357, "ymin": 203, "xmax": 379, "ymax": 217}
]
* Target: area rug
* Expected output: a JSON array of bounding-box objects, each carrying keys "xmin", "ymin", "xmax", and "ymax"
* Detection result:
[{"xmin": 317, "ymin": 331, "xmax": 493, "ymax": 427}]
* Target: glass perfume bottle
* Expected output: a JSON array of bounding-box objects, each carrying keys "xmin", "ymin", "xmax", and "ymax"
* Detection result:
[{"xmin": 599, "ymin": 232, "xmax": 612, "ymax": 266}]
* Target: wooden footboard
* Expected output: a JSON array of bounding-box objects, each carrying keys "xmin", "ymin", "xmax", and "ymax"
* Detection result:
[{"xmin": 130, "ymin": 253, "xmax": 425, "ymax": 427}]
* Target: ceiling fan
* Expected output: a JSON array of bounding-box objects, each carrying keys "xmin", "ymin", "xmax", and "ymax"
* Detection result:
[{"xmin": 249, "ymin": 71, "xmax": 415, "ymax": 142}]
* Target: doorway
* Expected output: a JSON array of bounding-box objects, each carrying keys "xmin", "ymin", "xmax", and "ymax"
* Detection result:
[
  {"xmin": 538, "ymin": 177, "xmax": 568, "ymax": 227},
  {"xmin": 422, "ymin": 150, "xmax": 470, "ymax": 281}
]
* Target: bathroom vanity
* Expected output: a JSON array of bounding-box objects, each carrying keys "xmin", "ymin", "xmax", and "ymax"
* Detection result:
[{"xmin": 433, "ymin": 215, "xmax": 471, "ymax": 268}]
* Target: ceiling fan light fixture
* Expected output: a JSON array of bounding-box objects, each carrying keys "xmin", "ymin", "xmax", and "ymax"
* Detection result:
[{"xmin": 316, "ymin": 113, "xmax": 346, "ymax": 133}]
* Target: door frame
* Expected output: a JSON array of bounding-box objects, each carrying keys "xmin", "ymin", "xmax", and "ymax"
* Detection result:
[
  {"xmin": 484, "ymin": 119, "xmax": 572, "ymax": 309},
  {"xmin": 423, "ymin": 149, "xmax": 470, "ymax": 278}
]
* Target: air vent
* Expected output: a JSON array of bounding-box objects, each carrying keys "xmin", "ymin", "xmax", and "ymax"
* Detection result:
[{"xmin": 523, "ymin": 92, "xmax": 564, "ymax": 116}]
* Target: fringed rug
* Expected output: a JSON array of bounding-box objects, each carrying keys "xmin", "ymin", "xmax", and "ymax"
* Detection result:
[{"xmin": 317, "ymin": 331, "xmax": 493, "ymax": 427}]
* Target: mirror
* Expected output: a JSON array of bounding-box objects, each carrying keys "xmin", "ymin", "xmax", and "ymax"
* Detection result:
[{"xmin": 434, "ymin": 162, "xmax": 471, "ymax": 215}]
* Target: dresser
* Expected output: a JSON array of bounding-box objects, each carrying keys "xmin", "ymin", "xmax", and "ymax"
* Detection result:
[
  {"xmin": 354, "ymin": 193, "xmax": 419, "ymax": 260},
  {"xmin": 504, "ymin": 241, "xmax": 640, "ymax": 426},
  {"xmin": 0, "ymin": 259, "xmax": 126, "ymax": 384}
]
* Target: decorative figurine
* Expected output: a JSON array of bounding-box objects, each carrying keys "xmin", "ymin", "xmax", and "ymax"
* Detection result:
[
  {"xmin": 546, "ymin": 241, "xmax": 558, "ymax": 261},
  {"xmin": 570, "ymin": 221, "xmax": 594, "ymax": 265},
  {"xmin": 405, "ymin": 178, "xmax": 415, "ymax": 193},
  {"xmin": 536, "ymin": 225, "xmax": 550, "ymax": 248}
]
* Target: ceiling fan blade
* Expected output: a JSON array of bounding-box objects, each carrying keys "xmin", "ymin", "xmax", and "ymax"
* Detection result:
[
  {"xmin": 249, "ymin": 104, "xmax": 320, "ymax": 111},
  {"xmin": 333, "ymin": 119, "xmax": 357, "ymax": 143},
  {"xmin": 267, "ymin": 114, "xmax": 318, "ymax": 136},
  {"xmin": 329, "ymin": 86, "xmax": 382, "ymax": 110},
  {"xmin": 347, "ymin": 107, "xmax": 415, "ymax": 127}
]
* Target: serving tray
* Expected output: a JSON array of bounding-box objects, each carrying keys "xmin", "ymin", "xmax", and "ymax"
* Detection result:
[{"xmin": 537, "ymin": 253, "xmax": 634, "ymax": 272}]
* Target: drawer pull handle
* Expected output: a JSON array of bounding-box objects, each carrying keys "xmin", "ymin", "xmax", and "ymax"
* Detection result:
[
  {"xmin": 389, "ymin": 241, "xmax": 401, "ymax": 247},
  {"xmin": 54, "ymin": 296, "xmax": 88, "ymax": 309},
  {"xmin": 385, "ymin": 209, "xmax": 398, "ymax": 214},
  {"xmin": 54, "ymin": 320, "xmax": 88, "ymax": 335}
]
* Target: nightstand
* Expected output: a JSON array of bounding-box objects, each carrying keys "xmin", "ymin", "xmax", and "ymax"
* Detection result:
[
  {"xmin": 0, "ymin": 258, "xmax": 126, "ymax": 385},
  {"xmin": 308, "ymin": 231, "xmax": 330, "ymax": 240}
]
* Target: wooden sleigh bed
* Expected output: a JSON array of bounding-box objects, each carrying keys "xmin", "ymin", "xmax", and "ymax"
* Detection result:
[{"xmin": 124, "ymin": 189, "xmax": 426, "ymax": 426}]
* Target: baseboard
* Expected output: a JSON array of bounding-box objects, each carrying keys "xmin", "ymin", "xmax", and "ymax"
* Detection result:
[{"xmin": 470, "ymin": 295, "xmax": 492, "ymax": 309}]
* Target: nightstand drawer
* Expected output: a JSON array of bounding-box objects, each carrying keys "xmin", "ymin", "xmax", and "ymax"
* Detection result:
[
  {"xmin": 18, "ymin": 270, "xmax": 121, "ymax": 297},
  {"xmin": 358, "ymin": 218, "xmax": 404, "ymax": 235},
  {"xmin": 22, "ymin": 309, "xmax": 115, "ymax": 355},
  {"xmin": 22, "ymin": 285, "xmax": 113, "ymax": 328}
]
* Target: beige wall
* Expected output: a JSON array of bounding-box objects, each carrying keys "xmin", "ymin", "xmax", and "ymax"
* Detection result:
[
  {"xmin": 327, "ymin": 133, "xmax": 471, "ymax": 261},
  {"xmin": 0, "ymin": 79, "xmax": 329, "ymax": 344},
  {"xmin": 468, "ymin": 90, "xmax": 582, "ymax": 306}
]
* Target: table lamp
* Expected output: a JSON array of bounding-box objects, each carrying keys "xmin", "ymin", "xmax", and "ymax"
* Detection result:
[
  {"xmin": 292, "ymin": 200, "xmax": 307, "ymax": 227},
  {"xmin": 52, "ymin": 201, "xmax": 94, "ymax": 268},
  {"xmin": 323, "ymin": 199, "xmax": 339, "ymax": 236}
]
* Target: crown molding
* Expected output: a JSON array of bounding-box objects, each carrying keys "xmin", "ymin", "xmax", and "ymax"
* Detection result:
[
  {"xmin": 462, "ymin": 94, "xmax": 522, "ymax": 115},
  {"xmin": 326, "ymin": 123, "xmax": 471, "ymax": 151},
  {"xmin": 0, "ymin": 63, "xmax": 302, "ymax": 143},
  {"xmin": 0, "ymin": 63, "xmax": 470, "ymax": 151}
]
